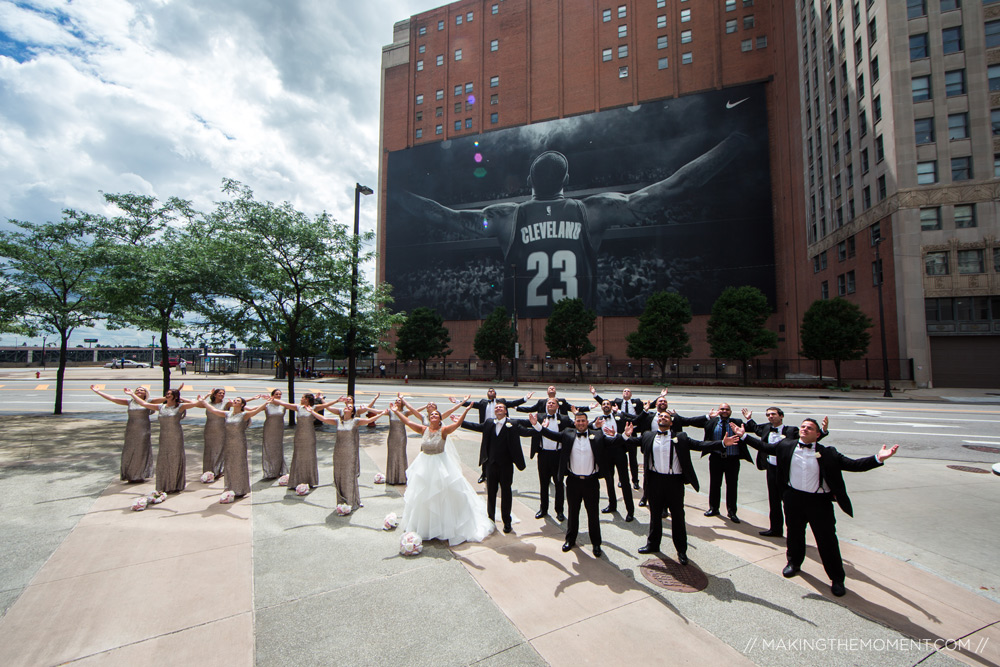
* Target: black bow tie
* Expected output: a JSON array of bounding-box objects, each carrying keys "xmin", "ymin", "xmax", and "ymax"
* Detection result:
[
  {"xmin": 770, "ymin": 427, "xmax": 780, "ymax": 432},
  {"xmin": 798, "ymin": 442, "xmax": 813, "ymax": 449}
]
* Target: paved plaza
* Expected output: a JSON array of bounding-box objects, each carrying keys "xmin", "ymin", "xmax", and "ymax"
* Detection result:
[{"xmin": 0, "ymin": 368, "xmax": 997, "ymax": 666}]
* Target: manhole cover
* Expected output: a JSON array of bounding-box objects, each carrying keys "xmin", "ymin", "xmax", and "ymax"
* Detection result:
[
  {"xmin": 947, "ymin": 465, "xmax": 991, "ymax": 474},
  {"xmin": 962, "ymin": 445, "xmax": 1000, "ymax": 454},
  {"xmin": 639, "ymin": 557, "xmax": 708, "ymax": 593}
]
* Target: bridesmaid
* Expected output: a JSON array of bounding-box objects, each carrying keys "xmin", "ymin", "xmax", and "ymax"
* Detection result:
[
  {"xmin": 384, "ymin": 395, "xmax": 409, "ymax": 485},
  {"xmin": 90, "ymin": 385, "xmax": 160, "ymax": 482},
  {"xmin": 199, "ymin": 395, "xmax": 268, "ymax": 498},
  {"xmin": 269, "ymin": 393, "xmax": 322, "ymax": 489},
  {"xmin": 203, "ymin": 388, "xmax": 230, "ymax": 480},
  {"xmin": 126, "ymin": 388, "xmax": 192, "ymax": 494},
  {"xmin": 307, "ymin": 403, "xmax": 386, "ymax": 511},
  {"xmin": 261, "ymin": 389, "xmax": 289, "ymax": 479}
]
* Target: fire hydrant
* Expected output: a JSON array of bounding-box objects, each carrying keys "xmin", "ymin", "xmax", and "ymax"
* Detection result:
[
  {"xmin": 35, "ymin": 371, "xmax": 40, "ymax": 378},
  {"xmin": 404, "ymin": 374, "xmax": 409, "ymax": 384}
]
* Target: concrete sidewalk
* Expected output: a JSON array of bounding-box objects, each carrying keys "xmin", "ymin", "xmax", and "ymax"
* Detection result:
[{"xmin": 0, "ymin": 411, "xmax": 997, "ymax": 666}]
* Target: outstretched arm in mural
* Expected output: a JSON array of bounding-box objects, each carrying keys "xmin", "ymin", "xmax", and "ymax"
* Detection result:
[
  {"xmin": 397, "ymin": 191, "xmax": 518, "ymax": 242},
  {"xmin": 582, "ymin": 131, "xmax": 751, "ymax": 234}
]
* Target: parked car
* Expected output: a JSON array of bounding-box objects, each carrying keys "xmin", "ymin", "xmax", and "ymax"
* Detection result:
[
  {"xmin": 159, "ymin": 357, "xmax": 180, "ymax": 368},
  {"xmin": 104, "ymin": 359, "xmax": 147, "ymax": 369}
]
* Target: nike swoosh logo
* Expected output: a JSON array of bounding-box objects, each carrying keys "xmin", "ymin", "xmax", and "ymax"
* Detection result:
[{"xmin": 726, "ymin": 97, "xmax": 749, "ymax": 109}]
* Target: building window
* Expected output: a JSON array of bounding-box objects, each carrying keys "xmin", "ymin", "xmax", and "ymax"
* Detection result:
[
  {"xmin": 418, "ymin": 45, "xmax": 425, "ymax": 54},
  {"xmin": 603, "ymin": 9, "xmax": 611, "ymax": 22},
  {"xmin": 951, "ymin": 156, "xmax": 972, "ymax": 181},
  {"xmin": 467, "ymin": 11, "xmax": 473, "ymax": 22},
  {"xmin": 619, "ymin": 25, "xmax": 628, "ymax": 38},
  {"xmin": 741, "ymin": 39, "xmax": 752, "ymax": 52},
  {"xmin": 618, "ymin": 44, "xmax": 628, "ymax": 58},
  {"xmin": 618, "ymin": 4, "xmax": 627, "ymax": 18},
  {"xmin": 837, "ymin": 274, "xmax": 847, "ymax": 296},
  {"xmin": 870, "ymin": 221, "xmax": 882, "ymax": 246},
  {"xmin": 681, "ymin": 51, "xmax": 693, "ymax": 64},
  {"xmin": 455, "ymin": 14, "xmax": 462, "ymax": 25},
  {"xmin": 743, "ymin": 0, "xmax": 754, "ymax": 5},
  {"xmin": 490, "ymin": 75, "xmax": 499, "ymax": 87},
  {"xmin": 454, "ymin": 49, "xmax": 462, "ymax": 60},
  {"xmin": 465, "ymin": 118, "xmax": 472, "ymax": 129},
  {"xmin": 912, "ymin": 76, "xmax": 931, "ymax": 102},
  {"xmin": 821, "ymin": 281, "xmax": 829, "ymax": 300},
  {"xmin": 658, "ymin": 56, "xmax": 669, "ymax": 69},
  {"xmin": 917, "ymin": 161, "xmax": 937, "ymax": 184},
  {"xmin": 941, "ymin": 0, "xmax": 960, "ymax": 11},
  {"xmin": 757, "ymin": 35, "xmax": 767, "ymax": 49},
  {"xmin": 920, "ymin": 207, "xmax": 941, "ymax": 230},
  {"xmin": 948, "ymin": 113, "xmax": 969, "ymax": 140},
  {"xmin": 837, "ymin": 241, "xmax": 848, "ymax": 262},
  {"xmin": 415, "ymin": 110, "xmax": 423, "ymax": 121},
  {"xmin": 868, "ymin": 17, "xmax": 876, "ymax": 43},
  {"xmin": 416, "ymin": 60, "xmax": 423, "ymax": 71},
  {"xmin": 877, "ymin": 175, "xmax": 887, "ymax": 200},
  {"xmin": 863, "ymin": 186, "xmax": 872, "ymax": 209},
  {"xmin": 909, "ymin": 33, "xmax": 928, "ymax": 60},
  {"xmin": 743, "ymin": 15, "xmax": 755, "ymax": 29},
  {"xmin": 873, "ymin": 95, "xmax": 882, "ymax": 122},
  {"xmin": 681, "ymin": 9, "xmax": 691, "ymax": 22},
  {"xmin": 491, "ymin": 39, "xmax": 499, "ymax": 52},
  {"xmin": 907, "ymin": 0, "xmax": 927, "ymax": 19},
  {"xmin": 491, "ymin": 112, "xmax": 498, "ymax": 124},
  {"xmin": 958, "ymin": 249, "xmax": 985, "ymax": 274},
  {"xmin": 945, "ymin": 70, "xmax": 966, "ymax": 97},
  {"xmin": 436, "ymin": 89, "xmax": 444, "ymax": 100},
  {"xmin": 657, "ymin": 35, "xmax": 669, "ymax": 49},
  {"xmin": 954, "ymin": 204, "xmax": 976, "ymax": 228},
  {"xmin": 438, "ymin": 20, "xmax": 444, "ymax": 30},
  {"xmin": 436, "ymin": 55, "xmax": 444, "ymax": 66},
  {"xmin": 454, "ymin": 102, "xmax": 461, "ymax": 113},
  {"xmin": 492, "ymin": 4, "xmax": 498, "ymax": 15},
  {"xmin": 726, "ymin": 0, "xmax": 736, "ymax": 10},
  {"xmin": 416, "ymin": 94, "xmax": 424, "ymax": 105},
  {"xmin": 418, "ymin": 25, "xmax": 426, "ymax": 35},
  {"xmin": 435, "ymin": 124, "xmax": 442, "ymax": 135},
  {"xmin": 987, "ymin": 20, "xmax": 1000, "ymax": 48},
  {"xmin": 603, "ymin": 48, "xmax": 613, "ymax": 62},
  {"xmin": 658, "ymin": 15, "xmax": 667, "ymax": 29},
  {"xmin": 875, "ymin": 135, "xmax": 885, "ymax": 162},
  {"xmin": 870, "ymin": 56, "xmax": 879, "ymax": 83},
  {"xmin": 465, "ymin": 82, "xmax": 473, "ymax": 94},
  {"xmin": 915, "ymin": 118, "xmax": 934, "ymax": 144},
  {"xmin": 454, "ymin": 120, "xmax": 461, "ymax": 131},
  {"xmin": 942, "ymin": 27, "xmax": 963, "ymax": 54},
  {"xmin": 846, "ymin": 270, "xmax": 856, "ymax": 294},
  {"xmin": 415, "ymin": 128, "xmax": 422, "ymax": 139},
  {"xmin": 490, "ymin": 94, "xmax": 498, "ymax": 104},
  {"xmin": 619, "ymin": 65, "xmax": 629, "ymax": 78},
  {"xmin": 435, "ymin": 106, "xmax": 443, "ymax": 117},
  {"xmin": 681, "ymin": 30, "xmax": 692, "ymax": 43},
  {"xmin": 658, "ymin": 0, "xmax": 666, "ymax": 7},
  {"xmin": 990, "ymin": 65, "xmax": 1000, "ymax": 92},
  {"xmin": 925, "ymin": 252, "xmax": 949, "ymax": 276},
  {"xmin": 454, "ymin": 85, "xmax": 462, "ymax": 96}
]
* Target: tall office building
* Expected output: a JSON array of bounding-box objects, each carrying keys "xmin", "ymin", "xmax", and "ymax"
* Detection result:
[
  {"xmin": 798, "ymin": 0, "xmax": 1000, "ymax": 387},
  {"xmin": 378, "ymin": 0, "xmax": 998, "ymax": 386}
]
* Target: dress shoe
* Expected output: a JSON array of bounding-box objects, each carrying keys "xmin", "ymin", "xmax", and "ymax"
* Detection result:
[
  {"xmin": 477, "ymin": 474, "xmax": 486, "ymax": 484},
  {"xmin": 782, "ymin": 563, "xmax": 800, "ymax": 578},
  {"xmin": 556, "ymin": 513, "xmax": 566, "ymax": 522},
  {"xmin": 637, "ymin": 544, "xmax": 658, "ymax": 555},
  {"xmin": 678, "ymin": 552, "xmax": 689, "ymax": 566},
  {"xmin": 758, "ymin": 529, "xmax": 783, "ymax": 537},
  {"xmin": 728, "ymin": 513, "xmax": 741, "ymax": 524},
  {"xmin": 535, "ymin": 510, "xmax": 546, "ymax": 520},
  {"xmin": 617, "ymin": 481, "xmax": 623, "ymax": 488},
  {"xmin": 661, "ymin": 509, "xmax": 669, "ymax": 518},
  {"xmin": 592, "ymin": 546, "xmax": 602, "ymax": 557},
  {"xmin": 601, "ymin": 505, "xmax": 614, "ymax": 514},
  {"xmin": 638, "ymin": 498, "xmax": 648, "ymax": 508},
  {"xmin": 831, "ymin": 581, "xmax": 846, "ymax": 597},
  {"xmin": 633, "ymin": 482, "xmax": 641, "ymax": 490},
  {"xmin": 561, "ymin": 541, "xmax": 574, "ymax": 552},
  {"xmin": 503, "ymin": 524, "xmax": 512, "ymax": 534},
  {"xmin": 625, "ymin": 513, "xmax": 635, "ymax": 522},
  {"xmin": 704, "ymin": 509, "xmax": 719, "ymax": 517}
]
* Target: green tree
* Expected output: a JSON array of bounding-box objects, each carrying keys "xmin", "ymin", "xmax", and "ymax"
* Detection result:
[
  {"xmin": 800, "ymin": 297, "xmax": 872, "ymax": 388},
  {"xmin": 395, "ymin": 307, "xmax": 451, "ymax": 378},
  {"xmin": 706, "ymin": 286, "xmax": 778, "ymax": 385},
  {"xmin": 194, "ymin": 180, "xmax": 358, "ymax": 422},
  {"xmin": 626, "ymin": 291, "xmax": 692, "ymax": 373},
  {"xmin": 88, "ymin": 192, "xmax": 201, "ymax": 396},
  {"xmin": 544, "ymin": 298, "xmax": 596, "ymax": 379},
  {"xmin": 474, "ymin": 306, "xmax": 516, "ymax": 380},
  {"xmin": 0, "ymin": 218, "xmax": 106, "ymax": 414}
]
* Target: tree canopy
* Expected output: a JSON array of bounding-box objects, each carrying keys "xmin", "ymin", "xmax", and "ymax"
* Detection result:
[
  {"xmin": 706, "ymin": 285, "xmax": 778, "ymax": 385},
  {"xmin": 544, "ymin": 298, "xmax": 596, "ymax": 379},
  {"xmin": 800, "ymin": 297, "xmax": 872, "ymax": 388},
  {"xmin": 395, "ymin": 306, "xmax": 452, "ymax": 378},
  {"xmin": 626, "ymin": 291, "xmax": 692, "ymax": 373},
  {"xmin": 474, "ymin": 306, "xmax": 516, "ymax": 380}
]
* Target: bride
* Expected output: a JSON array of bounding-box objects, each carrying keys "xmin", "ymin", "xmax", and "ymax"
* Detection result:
[{"xmin": 389, "ymin": 403, "xmax": 496, "ymax": 546}]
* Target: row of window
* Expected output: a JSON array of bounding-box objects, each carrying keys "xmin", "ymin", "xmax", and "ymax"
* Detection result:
[
  {"xmin": 415, "ymin": 2, "xmax": 510, "ymax": 35},
  {"xmin": 907, "ymin": 0, "xmax": 967, "ymax": 20},
  {"xmin": 414, "ymin": 78, "xmax": 500, "ymax": 106},
  {"xmin": 914, "ymin": 113, "xmax": 973, "ymax": 144},
  {"xmin": 921, "ymin": 204, "xmax": 978, "ymax": 230},
  {"xmin": 925, "ymin": 248, "xmax": 999, "ymax": 276},
  {"xmin": 909, "ymin": 25, "xmax": 967, "ymax": 61},
  {"xmin": 414, "ymin": 114, "xmax": 500, "ymax": 139},
  {"xmin": 925, "ymin": 296, "xmax": 1000, "ymax": 324}
]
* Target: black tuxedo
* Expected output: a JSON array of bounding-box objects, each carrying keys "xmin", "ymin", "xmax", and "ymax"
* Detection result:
[
  {"xmin": 539, "ymin": 425, "xmax": 609, "ymax": 548},
  {"xmin": 744, "ymin": 420, "xmax": 800, "ymax": 535},
  {"xmin": 518, "ymin": 397, "xmax": 586, "ymax": 417},
  {"xmin": 595, "ymin": 394, "xmax": 646, "ymax": 485},
  {"xmin": 627, "ymin": 430, "xmax": 724, "ymax": 555},
  {"xmin": 461, "ymin": 417, "xmax": 533, "ymax": 528},
  {"xmin": 462, "ymin": 396, "xmax": 528, "ymax": 424},
  {"xmin": 743, "ymin": 433, "xmax": 884, "ymax": 584},
  {"xmin": 592, "ymin": 394, "xmax": 645, "ymax": 423},
  {"xmin": 675, "ymin": 414, "xmax": 749, "ymax": 516},
  {"xmin": 591, "ymin": 412, "xmax": 633, "ymax": 516},
  {"xmin": 529, "ymin": 411, "xmax": 572, "ymax": 517}
]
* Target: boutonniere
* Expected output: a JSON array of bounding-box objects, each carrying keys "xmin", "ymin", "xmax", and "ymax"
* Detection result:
[
  {"xmin": 815, "ymin": 451, "xmax": 822, "ymax": 459},
  {"xmin": 589, "ymin": 433, "xmax": 595, "ymax": 440},
  {"xmin": 504, "ymin": 422, "xmax": 512, "ymax": 428},
  {"xmin": 671, "ymin": 436, "xmax": 678, "ymax": 444}
]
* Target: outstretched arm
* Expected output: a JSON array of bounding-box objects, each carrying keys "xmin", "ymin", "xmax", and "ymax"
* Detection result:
[
  {"xmin": 196, "ymin": 397, "xmax": 228, "ymax": 417},
  {"xmin": 305, "ymin": 405, "xmax": 339, "ymax": 425},
  {"xmin": 270, "ymin": 397, "xmax": 298, "ymax": 410},
  {"xmin": 440, "ymin": 395, "xmax": 471, "ymax": 420},
  {"xmin": 390, "ymin": 405, "xmax": 426, "ymax": 434},
  {"xmin": 441, "ymin": 404, "xmax": 474, "ymax": 436},
  {"xmin": 123, "ymin": 388, "xmax": 158, "ymax": 411},
  {"xmin": 244, "ymin": 402, "xmax": 269, "ymax": 419},
  {"xmin": 91, "ymin": 385, "xmax": 129, "ymax": 406},
  {"xmin": 397, "ymin": 191, "xmax": 514, "ymax": 238}
]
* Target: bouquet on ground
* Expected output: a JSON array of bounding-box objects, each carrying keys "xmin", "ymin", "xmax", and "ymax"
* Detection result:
[
  {"xmin": 131, "ymin": 496, "xmax": 148, "ymax": 512},
  {"xmin": 334, "ymin": 503, "xmax": 352, "ymax": 516},
  {"xmin": 200, "ymin": 472, "xmax": 215, "ymax": 484},
  {"xmin": 277, "ymin": 474, "xmax": 289, "ymax": 486},
  {"xmin": 295, "ymin": 483, "xmax": 310, "ymax": 496},
  {"xmin": 399, "ymin": 531, "xmax": 423, "ymax": 556},
  {"xmin": 219, "ymin": 490, "xmax": 236, "ymax": 504},
  {"xmin": 383, "ymin": 512, "xmax": 399, "ymax": 530},
  {"xmin": 149, "ymin": 490, "xmax": 167, "ymax": 504},
  {"xmin": 373, "ymin": 472, "xmax": 386, "ymax": 484}
]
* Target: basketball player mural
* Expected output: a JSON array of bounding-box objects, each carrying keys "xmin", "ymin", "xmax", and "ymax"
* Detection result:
[{"xmin": 399, "ymin": 132, "xmax": 748, "ymax": 318}]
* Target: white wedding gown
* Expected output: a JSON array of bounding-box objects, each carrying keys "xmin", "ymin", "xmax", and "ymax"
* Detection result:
[{"xmin": 402, "ymin": 428, "xmax": 495, "ymax": 546}]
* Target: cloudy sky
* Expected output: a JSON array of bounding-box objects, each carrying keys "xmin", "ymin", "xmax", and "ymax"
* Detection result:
[{"xmin": 0, "ymin": 0, "xmax": 443, "ymax": 346}]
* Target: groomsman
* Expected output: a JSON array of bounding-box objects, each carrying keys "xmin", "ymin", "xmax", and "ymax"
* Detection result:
[
  {"xmin": 674, "ymin": 403, "xmax": 750, "ymax": 523},
  {"xmin": 590, "ymin": 385, "xmax": 652, "ymax": 489},
  {"xmin": 742, "ymin": 407, "xmax": 828, "ymax": 538},
  {"xmin": 518, "ymin": 385, "xmax": 587, "ymax": 417},
  {"xmin": 452, "ymin": 389, "xmax": 534, "ymax": 483},
  {"xmin": 590, "ymin": 400, "xmax": 634, "ymax": 521},
  {"xmin": 534, "ymin": 411, "xmax": 614, "ymax": 557},
  {"xmin": 626, "ymin": 413, "xmax": 733, "ymax": 565},
  {"xmin": 530, "ymin": 398, "xmax": 572, "ymax": 521},
  {"xmin": 737, "ymin": 419, "xmax": 898, "ymax": 597},
  {"xmin": 461, "ymin": 404, "xmax": 535, "ymax": 533}
]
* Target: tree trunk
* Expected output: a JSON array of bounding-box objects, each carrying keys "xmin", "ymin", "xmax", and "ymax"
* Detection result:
[
  {"xmin": 574, "ymin": 357, "xmax": 584, "ymax": 381},
  {"xmin": 834, "ymin": 359, "xmax": 842, "ymax": 389},
  {"xmin": 54, "ymin": 331, "xmax": 70, "ymax": 415},
  {"xmin": 285, "ymin": 351, "xmax": 297, "ymax": 427},
  {"xmin": 741, "ymin": 359, "xmax": 749, "ymax": 386},
  {"xmin": 160, "ymin": 329, "xmax": 172, "ymax": 396}
]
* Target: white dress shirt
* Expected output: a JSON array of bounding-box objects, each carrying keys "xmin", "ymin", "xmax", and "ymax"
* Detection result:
[
  {"xmin": 650, "ymin": 431, "xmax": 682, "ymax": 475},
  {"xmin": 569, "ymin": 432, "xmax": 596, "ymax": 476},
  {"xmin": 789, "ymin": 443, "xmax": 830, "ymax": 493},
  {"xmin": 766, "ymin": 427, "xmax": 783, "ymax": 466},
  {"xmin": 494, "ymin": 417, "xmax": 506, "ymax": 436}
]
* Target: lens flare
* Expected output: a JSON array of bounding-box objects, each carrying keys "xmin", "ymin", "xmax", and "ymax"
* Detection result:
[{"xmin": 474, "ymin": 153, "xmax": 483, "ymax": 163}]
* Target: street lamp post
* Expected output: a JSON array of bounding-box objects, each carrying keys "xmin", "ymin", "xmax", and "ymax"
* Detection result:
[
  {"xmin": 875, "ymin": 239, "xmax": 892, "ymax": 398},
  {"xmin": 151, "ymin": 335, "xmax": 156, "ymax": 368},
  {"xmin": 347, "ymin": 183, "xmax": 374, "ymax": 399},
  {"xmin": 511, "ymin": 263, "xmax": 518, "ymax": 387}
]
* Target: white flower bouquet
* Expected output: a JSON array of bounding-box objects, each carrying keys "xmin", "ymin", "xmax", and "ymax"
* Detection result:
[
  {"xmin": 219, "ymin": 490, "xmax": 236, "ymax": 504},
  {"xmin": 399, "ymin": 531, "xmax": 423, "ymax": 556},
  {"xmin": 131, "ymin": 496, "xmax": 148, "ymax": 512},
  {"xmin": 334, "ymin": 503, "xmax": 352, "ymax": 516},
  {"xmin": 277, "ymin": 474, "xmax": 289, "ymax": 486},
  {"xmin": 295, "ymin": 483, "xmax": 310, "ymax": 496},
  {"xmin": 149, "ymin": 490, "xmax": 167, "ymax": 504},
  {"xmin": 383, "ymin": 512, "xmax": 399, "ymax": 530},
  {"xmin": 373, "ymin": 472, "xmax": 386, "ymax": 484},
  {"xmin": 200, "ymin": 472, "xmax": 215, "ymax": 484}
]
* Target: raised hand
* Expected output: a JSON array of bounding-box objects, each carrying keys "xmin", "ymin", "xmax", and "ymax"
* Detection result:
[
  {"xmin": 593, "ymin": 417, "xmax": 605, "ymax": 429},
  {"xmin": 709, "ymin": 407, "xmax": 720, "ymax": 418},
  {"xmin": 528, "ymin": 412, "xmax": 538, "ymax": 425},
  {"xmin": 822, "ymin": 415, "xmax": 830, "ymax": 432},
  {"xmin": 624, "ymin": 422, "xmax": 634, "ymax": 437},
  {"xmin": 732, "ymin": 423, "xmax": 746, "ymax": 438},
  {"xmin": 742, "ymin": 407, "xmax": 752, "ymax": 420},
  {"xmin": 603, "ymin": 423, "xmax": 615, "ymax": 437},
  {"xmin": 877, "ymin": 444, "xmax": 899, "ymax": 462},
  {"xmin": 589, "ymin": 385, "xmax": 596, "ymax": 395},
  {"xmin": 524, "ymin": 392, "xmax": 534, "ymax": 400},
  {"xmin": 723, "ymin": 432, "xmax": 739, "ymax": 447},
  {"xmin": 448, "ymin": 396, "xmax": 459, "ymax": 404}
]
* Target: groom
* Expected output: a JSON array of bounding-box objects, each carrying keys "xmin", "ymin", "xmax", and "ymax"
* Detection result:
[{"xmin": 460, "ymin": 404, "xmax": 534, "ymax": 533}]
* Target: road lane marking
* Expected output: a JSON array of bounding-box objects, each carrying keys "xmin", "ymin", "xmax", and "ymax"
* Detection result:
[
  {"xmin": 853, "ymin": 421, "xmax": 960, "ymax": 428},
  {"xmin": 34, "ymin": 384, "xmax": 48, "ymax": 390},
  {"xmin": 833, "ymin": 429, "xmax": 999, "ymax": 438}
]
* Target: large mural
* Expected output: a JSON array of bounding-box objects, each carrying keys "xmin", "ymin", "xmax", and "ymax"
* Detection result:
[{"xmin": 384, "ymin": 82, "xmax": 775, "ymax": 319}]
